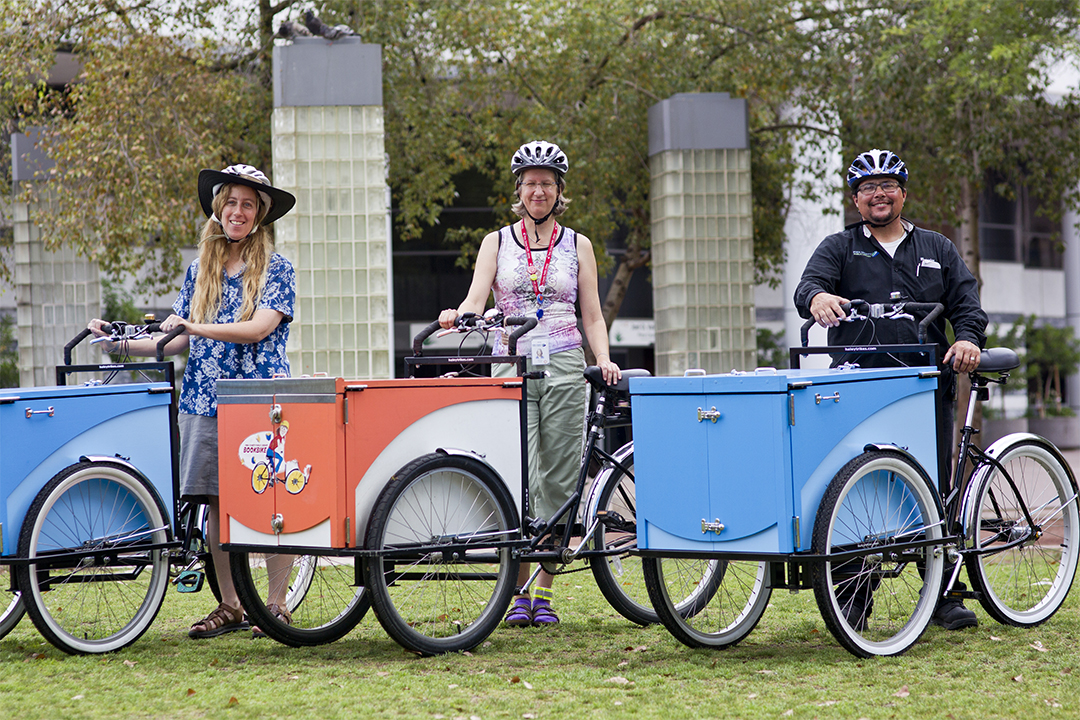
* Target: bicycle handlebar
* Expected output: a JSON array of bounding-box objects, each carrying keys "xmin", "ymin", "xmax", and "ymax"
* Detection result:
[
  {"xmin": 799, "ymin": 299, "xmax": 945, "ymax": 349},
  {"xmin": 64, "ymin": 321, "xmax": 186, "ymax": 364},
  {"xmin": 411, "ymin": 315, "xmax": 538, "ymax": 358}
]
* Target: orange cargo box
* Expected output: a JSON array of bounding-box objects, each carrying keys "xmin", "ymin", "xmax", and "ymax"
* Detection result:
[{"xmin": 218, "ymin": 376, "xmax": 525, "ymax": 550}]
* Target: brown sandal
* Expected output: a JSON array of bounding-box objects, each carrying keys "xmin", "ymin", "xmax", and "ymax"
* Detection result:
[
  {"xmin": 252, "ymin": 603, "xmax": 293, "ymax": 639},
  {"xmin": 189, "ymin": 602, "xmax": 250, "ymax": 639}
]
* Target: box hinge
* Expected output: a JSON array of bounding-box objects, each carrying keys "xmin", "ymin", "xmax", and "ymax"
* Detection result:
[
  {"xmin": 792, "ymin": 516, "xmax": 801, "ymax": 551},
  {"xmin": 788, "ymin": 394, "xmax": 795, "ymax": 426}
]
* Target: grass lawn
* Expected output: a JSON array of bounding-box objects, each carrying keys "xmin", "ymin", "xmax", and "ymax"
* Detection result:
[{"xmin": 0, "ymin": 568, "xmax": 1077, "ymax": 720}]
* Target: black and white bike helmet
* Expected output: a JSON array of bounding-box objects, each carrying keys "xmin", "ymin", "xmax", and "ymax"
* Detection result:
[
  {"xmin": 511, "ymin": 141, "xmax": 569, "ymax": 177},
  {"xmin": 846, "ymin": 149, "xmax": 908, "ymax": 190}
]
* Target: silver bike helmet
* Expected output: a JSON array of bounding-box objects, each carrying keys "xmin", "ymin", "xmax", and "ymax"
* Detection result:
[
  {"xmin": 846, "ymin": 149, "xmax": 908, "ymax": 190},
  {"xmin": 511, "ymin": 141, "xmax": 569, "ymax": 177}
]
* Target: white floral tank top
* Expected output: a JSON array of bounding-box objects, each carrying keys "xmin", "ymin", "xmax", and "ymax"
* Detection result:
[{"xmin": 492, "ymin": 223, "xmax": 582, "ymax": 356}]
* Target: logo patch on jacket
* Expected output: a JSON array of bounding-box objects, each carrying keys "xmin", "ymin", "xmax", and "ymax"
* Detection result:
[{"xmin": 852, "ymin": 250, "xmax": 879, "ymax": 258}]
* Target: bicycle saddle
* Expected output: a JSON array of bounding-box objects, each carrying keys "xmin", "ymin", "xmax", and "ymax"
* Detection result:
[
  {"xmin": 973, "ymin": 347, "xmax": 1020, "ymax": 374},
  {"xmin": 583, "ymin": 366, "xmax": 651, "ymax": 393}
]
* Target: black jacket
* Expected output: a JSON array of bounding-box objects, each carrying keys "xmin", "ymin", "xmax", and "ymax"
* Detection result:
[{"xmin": 794, "ymin": 224, "xmax": 987, "ymax": 366}]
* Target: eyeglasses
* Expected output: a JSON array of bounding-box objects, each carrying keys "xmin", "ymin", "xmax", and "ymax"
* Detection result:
[
  {"xmin": 521, "ymin": 181, "xmax": 558, "ymax": 191},
  {"xmin": 856, "ymin": 180, "xmax": 903, "ymax": 195}
]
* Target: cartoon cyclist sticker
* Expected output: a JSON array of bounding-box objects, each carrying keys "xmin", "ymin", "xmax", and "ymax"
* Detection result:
[{"xmin": 239, "ymin": 419, "xmax": 312, "ymax": 495}]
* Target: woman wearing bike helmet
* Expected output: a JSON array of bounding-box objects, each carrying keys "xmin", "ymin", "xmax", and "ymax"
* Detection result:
[
  {"xmin": 88, "ymin": 163, "xmax": 297, "ymax": 639},
  {"xmin": 439, "ymin": 141, "xmax": 620, "ymax": 627}
]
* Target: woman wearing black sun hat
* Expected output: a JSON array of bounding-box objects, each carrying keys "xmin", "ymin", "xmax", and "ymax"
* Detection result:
[{"xmin": 89, "ymin": 164, "xmax": 297, "ymax": 639}]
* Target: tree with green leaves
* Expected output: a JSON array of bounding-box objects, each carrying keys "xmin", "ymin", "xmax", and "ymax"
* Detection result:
[
  {"xmin": 813, "ymin": 0, "xmax": 1080, "ymax": 280},
  {"xmin": 7, "ymin": 0, "xmax": 297, "ymax": 294}
]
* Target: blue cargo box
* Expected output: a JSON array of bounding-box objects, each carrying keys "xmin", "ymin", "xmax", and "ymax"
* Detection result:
[
  {"xmin": 0, "ymin": 382, "xmax": 174, "ymax": 557},
  {"xmin": 630, "ymin": 366, "xmax": 939, "ymax": 554}
]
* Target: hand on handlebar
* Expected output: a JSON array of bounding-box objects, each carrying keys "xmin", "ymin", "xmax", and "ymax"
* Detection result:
[{"xmin": 809, "ymin": 292, "xmax": 851, "ymax": 327}]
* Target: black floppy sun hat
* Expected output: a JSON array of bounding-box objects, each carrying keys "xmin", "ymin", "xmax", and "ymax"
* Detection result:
[{"xmin": 197, "ymin": 164, "xmax": 296, "ymax": 227}]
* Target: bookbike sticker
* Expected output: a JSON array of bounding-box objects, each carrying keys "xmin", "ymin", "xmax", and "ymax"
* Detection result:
[{"xmin": 237, "ymin": 420, "xmax": 312, "ymax": 495}]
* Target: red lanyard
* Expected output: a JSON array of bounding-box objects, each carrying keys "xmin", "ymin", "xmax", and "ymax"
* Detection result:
[{"xmin": 522, "ymin": 219, "xmax": 558, "ymax": 319}]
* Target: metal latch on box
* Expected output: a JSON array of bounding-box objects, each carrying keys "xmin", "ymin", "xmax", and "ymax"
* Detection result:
[
  {"xmin": 697, "ymin": 407, "xmax": 721, "ymax": 423},
  {"xmin": 701, "ymin": 519, "xmax": 725, "ymax": 535},
  {"xmin": 270, "ymin": 513, "xmax": 284, "ymax": 534}
]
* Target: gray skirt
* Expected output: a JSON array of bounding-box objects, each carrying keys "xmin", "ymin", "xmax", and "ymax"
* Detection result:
[{"xmin": 178, "ymin": 412, "xmax": 219, "ymax": 500}]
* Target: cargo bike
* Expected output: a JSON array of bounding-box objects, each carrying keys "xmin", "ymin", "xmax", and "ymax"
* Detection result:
[
  {"xmin": 218, "ymin": 312, "xmax": 708, "ymax": 656},
  {"xmin": 0, "ymin": 322, "xmax": 227, "ymax": 654},
  {"xmin": 633, "ymin": 299, "xmax": 1080, "ymax": 657}
]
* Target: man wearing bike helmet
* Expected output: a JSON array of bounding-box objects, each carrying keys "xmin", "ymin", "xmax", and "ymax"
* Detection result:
[
  {"xmin": 794, "ymin": 148, "xmax": 988, "ymax": 631},
  {"xmin": 439, "ymin": 140, "xmax": 620, "ymax": 628}
]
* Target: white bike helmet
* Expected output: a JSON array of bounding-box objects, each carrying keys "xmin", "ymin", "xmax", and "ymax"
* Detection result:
[
  {"xmin": 511, "ymin": 141, "xmax": 569, "ymax": 177},
  {"xmin": 846, "ymin": 149, "xmax": 908, "ymax": 190},
  {"xmin": 197, "ymin": 164, "xmax": 296, "ymax": 226}
]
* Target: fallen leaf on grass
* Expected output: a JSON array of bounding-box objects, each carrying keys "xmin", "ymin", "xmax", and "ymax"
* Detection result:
[
  {"xmin": 606, "ymin": 676, "xmax": 633, "ymax": 685},
  {"xmin": 449, "ymin": 684, "xmax": 459, "ymax": 689},
  {"xmin": 1013, "ymin": 675, "xmax": 1023, "ymax": 682},
  {"xmin": 747, "ymin": 694, "xmax": 758, "ymax": 700},
  {"xmin": 523, "ymin": 714, "xmax": 537, "ymax": 719},
  {"xmin": 1030, "ymin": 641, "xmax": 1049, "ymax": 652},
  {"xmin": 226, "ymin": 697, "xmax": 239, "ymax": 707},
  {"xmin": 462, "ymin": 651, "xmax": 474, "ymax": 657},
  {"xmin": 186, "ymin": 689, "xmax": 196, "ymax": 697},
  {"xmin": 894, "ymin": 686, "xmax": 910, "ymax": 698},
  {"xmin": 618, "ymin": 660, "xmax": 629, "ymax": 667},
  {"xmin": 123, "ymin": 659, "xmax": 137, "ymax": 667},
  {"xmin": 630, "ymin": 645, "xmax": 648, "ymax": 653},
  {"xmin": 818, "ymin": 701, "xmax": 838, "ymax": 707},
  {"xmin": 523, "ymin": 681, "xmax": 533, "ymax": 690},
  {"xmin": 1046, "ymin": 699, "xmax": 1062, "ymax": 708},
  {"xmin": 511, "ymin": 676, "xmax": 520, "ymax": 684},
  {"xmin": 377, "ymin": 672, "xmax": 390, "ymax": 677},
  {"xmin": 1064, "ymin": 668, "xmax": 1073, "ymax": 675},
  {"xmin": 757, "ymin": 670, "xmax": 775, "ymax": 675},
  {"xmin": 72, "ymin": 695, "xmax": 84, "ymax": 701},
  {"xmin": 783, "ymin": 709, "xmax": 794, "ymax": 716},
  {"xmin": 990, "ymin": 636, "xmax": 1003, "ymax": 641},
  {"xmin": 26, "ymin": 653, "xmax": 46, "ymax": 661}
]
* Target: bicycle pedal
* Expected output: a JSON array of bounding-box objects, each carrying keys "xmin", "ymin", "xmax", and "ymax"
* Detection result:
[
  {"xmin": 174, "ymin": 570, "xmax": 205, "ymax": 593},
  {"xmin": 597, "ymin": 510, "xmax": 635, "ymax": 533}
]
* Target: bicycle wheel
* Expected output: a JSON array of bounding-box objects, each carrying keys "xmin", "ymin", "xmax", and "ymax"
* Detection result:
[
  {"xmin": 362, "ymin": 453, "xmax": 520, "ymax": 656},
  {"xmin": 252, "ymin": 463, "xmax": 270, "ymax": 494},
  {"xmin": 0, "ymin": 566, "xmax": 24, "ymax": 640},
  {"xmin": 811, "ymin": 450, "xmax": 944, "ymax": 658},
  {"xmin": 590, "ymin": 448, "xmax": 725, "ymax": 626},
  {"xmin": 15, "ymin": 461, "xmax": 170, "ymax": 654},
  {"xmin": 643, "ymin": 555, "xmax": 770, "ymax": 648},
  {"xmin": 231, "ymin": 551, "xmax": 370, "ymax": 646},
  {"xmin": 964, "ymin": 437, "xmax": 1080, "ymax": 626}
]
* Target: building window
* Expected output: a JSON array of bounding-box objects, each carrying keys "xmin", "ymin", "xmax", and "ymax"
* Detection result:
[{"xmin": 979, "ymin": 175, "xmax": 1063, "ymax": 269}]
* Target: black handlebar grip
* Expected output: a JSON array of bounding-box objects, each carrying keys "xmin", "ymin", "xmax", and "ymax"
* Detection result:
[
  {"xmin": 63, "ymin": 329, "xmax": 94, "ymax": 367},
  {"xmin": 504, "ymin": 316, "xmax": 538, "ymax": 356},
  {"xmin": 412, "ymin": 321, "xmax": 443, "ymax": 356},
  {"xmin": 156, "ymin": 326, "xmax": 185, "ymax": 362},
  {"xmin": 903, "ymin": 302, "xmax": 944, "ymax": 344}
]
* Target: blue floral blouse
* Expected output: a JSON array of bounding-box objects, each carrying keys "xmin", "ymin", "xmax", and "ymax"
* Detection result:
[{"xmin": 173, "ymin": 253, "xmax": 295, "ymax": 416}]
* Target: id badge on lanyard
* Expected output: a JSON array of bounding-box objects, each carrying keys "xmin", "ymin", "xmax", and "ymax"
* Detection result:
[{"xmin": 531, "ymin": 331, "xmax": 551, "ymax": 365}]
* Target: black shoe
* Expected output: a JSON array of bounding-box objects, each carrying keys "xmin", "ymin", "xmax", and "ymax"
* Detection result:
[{"xmin": 932, "ymin": 599, "xmax": 978, "ymax": 630}]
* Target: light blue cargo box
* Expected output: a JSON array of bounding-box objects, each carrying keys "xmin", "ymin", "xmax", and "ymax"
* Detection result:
[
  {"xmin": 0, "ymin": 382, "xmax": 174, "ymax": 557},
  {"xmin": 630, "ymin": 366, "xmax": 939, "ymax": 554}
]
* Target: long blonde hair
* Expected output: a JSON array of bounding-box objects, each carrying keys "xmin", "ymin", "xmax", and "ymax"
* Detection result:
[{"xmin": 189, "ymin": 184, "xmax": 273, "ymax": 324}]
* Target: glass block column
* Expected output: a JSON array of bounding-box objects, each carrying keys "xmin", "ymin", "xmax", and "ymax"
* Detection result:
[
  {"xmin": 12, "ymin": 196, "xmax": 101, "ymax": 386},
  {"xmin": 11, "ymin": 131, "xmax": 101, "ymax": 387},
  {"xmin": 647, "ymin": 93, "xmax": 756, "ymax": 376},
  {"xmin": 271, "ymin": 37, "xmax": 392, "ymax": 379}
]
